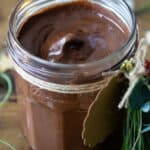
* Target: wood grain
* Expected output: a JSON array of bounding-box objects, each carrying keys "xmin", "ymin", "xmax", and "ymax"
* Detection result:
[{"xmin": 0, "ymin": 103, "xmax": 30, "ymax": 150}]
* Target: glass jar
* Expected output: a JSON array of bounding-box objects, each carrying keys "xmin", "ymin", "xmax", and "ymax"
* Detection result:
[
  {"xmin": 7, "ymin": 0, "xmax": 137, "ymax": 150},
  {"xmin": 125, "ymin": 0, "xmax": 135, "ymax": 9}
]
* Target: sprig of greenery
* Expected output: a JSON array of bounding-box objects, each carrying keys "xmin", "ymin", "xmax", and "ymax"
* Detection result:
[
  {"xmin": 0, "ymin": 72, "xmax": 16, "ymax": 150},
  {"xmin": 0, "ymin": 139, "xmax": 16, "ymax": 150},
  {"xmin": 122, "ymin": 108, "xmax": 144, "ymax": 150},
  {"xmin": 0, "ymin": 72, "xmax": 12, "ymax": 107}
]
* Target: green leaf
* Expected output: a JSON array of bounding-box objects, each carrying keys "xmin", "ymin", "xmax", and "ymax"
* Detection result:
[
  {"xmin": 129, "ymin": 78, "xmax": 150, "ymax": 109},
  {"xmin": 82, "ymin": 73, "xmax": 128, "ymax": 147}
]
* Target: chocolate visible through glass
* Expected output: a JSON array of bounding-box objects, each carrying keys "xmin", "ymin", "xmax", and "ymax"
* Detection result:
[{"xmin": 16, "ymin": 1, "xmax": 130, "ymax": 150}]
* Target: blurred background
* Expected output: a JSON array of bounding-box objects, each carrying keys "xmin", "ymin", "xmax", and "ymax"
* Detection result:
[{"xmin": 0, "ymin": 0, "xmax": 150, "ymax": 149}]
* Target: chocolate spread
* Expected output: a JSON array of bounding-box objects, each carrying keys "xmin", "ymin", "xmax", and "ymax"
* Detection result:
[
  {"xmin": 16, "ymin": 1, "xmax": 130, "ymax": 150},
  {"xmin": 18, "ymin": 1, "xmax": 129, "ymax": 64}
]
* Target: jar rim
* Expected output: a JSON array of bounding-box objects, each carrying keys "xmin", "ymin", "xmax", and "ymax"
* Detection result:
[{"xmin": 8, "ymin": 0, "xmax": 137, "ymax": 71}]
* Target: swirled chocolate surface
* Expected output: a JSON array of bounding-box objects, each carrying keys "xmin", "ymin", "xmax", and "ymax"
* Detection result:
[{"xmin": 18, "ymin": 1, "xmax": 129, "ymax": 64}]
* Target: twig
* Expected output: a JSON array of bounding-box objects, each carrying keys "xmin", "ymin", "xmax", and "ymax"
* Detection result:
[{"xmin": 0, "ymin": 139, "xmax": 16, "ymax": 150}]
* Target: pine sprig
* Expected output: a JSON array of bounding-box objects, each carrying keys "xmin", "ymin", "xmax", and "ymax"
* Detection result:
[{"xmin": 122, "ymin": 108, "xmax": 144, "ymax": 150}]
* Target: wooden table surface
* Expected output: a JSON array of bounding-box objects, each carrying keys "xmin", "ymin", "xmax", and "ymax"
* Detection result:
[
  {"xmin": 0, "ymin": 103, "xmax": 30, "ymax": 150},
  {"xmin": 0, "ymin": 0, "xmax": 150, "ymax": 150}
]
